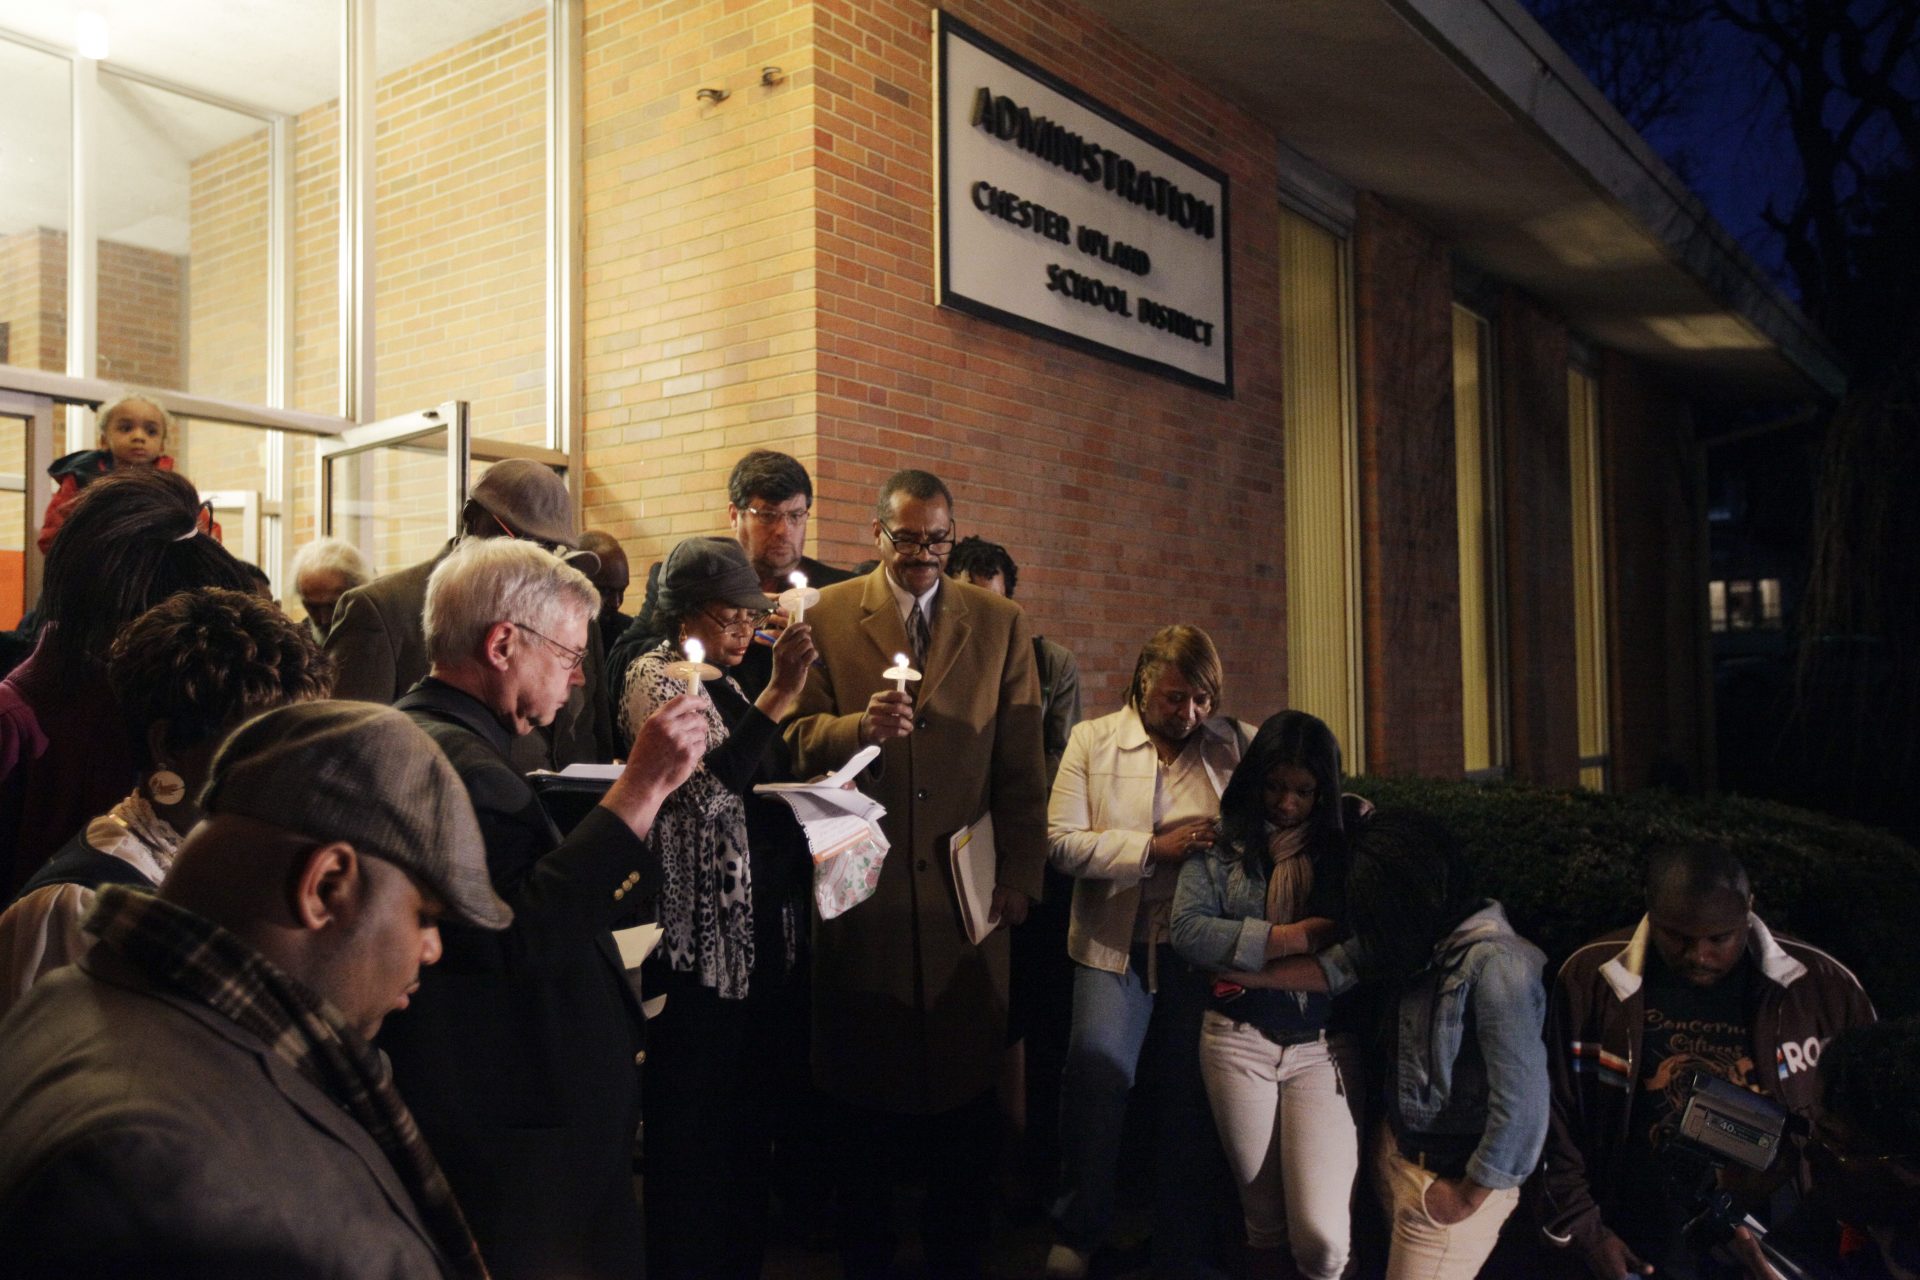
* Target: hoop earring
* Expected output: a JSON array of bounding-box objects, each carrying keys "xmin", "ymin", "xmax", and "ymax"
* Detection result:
[{"xmin": 147, "ymin": 767, "xmax": 187, "ymax": 807}]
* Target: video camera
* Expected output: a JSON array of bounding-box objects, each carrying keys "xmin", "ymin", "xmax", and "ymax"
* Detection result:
[{"xmin": 1656, "ymin": 1071, "xmax": 1811, "ymax": 1280}]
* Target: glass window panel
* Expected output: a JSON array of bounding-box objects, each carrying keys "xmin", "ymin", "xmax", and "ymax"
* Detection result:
[
  {"xmin": 1709, "ymin": 579, "xmax": 1728, "ymax": 632},
  {"xmin": 1280, "ymin": 207, "xmax": 1363, "ymax": 767},
  {"xmin": 326, "ymin": 444, "xmax": 450, "ymax": 577},
  {"xmin": 92, "ymin": 75, "xmax": 269, "ymax": 401},
  {"xmin": 0, "ymin": 38, "xmax": 70, "ymax": 378},
  {"xmin": 1728, "ymin": 580, "xmax": 1756, "ymax": 631},
  {"xmin": 1569, "ymin": 368, "xmax": 1609, "ymax": 792},
  {"xmin": 1759, "ymin": 577, "xmax": 1782, "ymax": 626},
  {"xmin": 1453, "ymin": 305, "xmax": 1506, "ymax": 774},
  {"xmin": 0, "ymin": 411, "xmax": 27, "ymax": 627}
]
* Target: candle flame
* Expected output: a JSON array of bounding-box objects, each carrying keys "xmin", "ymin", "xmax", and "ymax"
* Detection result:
[
  {"xmin": 685, "ymin": 638, "xmax": 706, "ymax": 665},
  {"xmin": 789, "ymin": 571, "xmax": 808, "ymax": 589},
  {"xmin": 894, "ymin": 652, "xmax": 909, "ymax": 667}
]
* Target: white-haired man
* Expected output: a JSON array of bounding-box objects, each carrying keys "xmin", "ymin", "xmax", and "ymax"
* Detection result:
[
  {"xmin": 290, "ymin": 535, "xmax": 373, "ymax": 641},
  {"xmin": 379, "ymin": 538, "xmax": 709, "ymax": 1280},
  {"xmin": 327, "ymin": 458, "xmax": 614, "ymax": 770}
]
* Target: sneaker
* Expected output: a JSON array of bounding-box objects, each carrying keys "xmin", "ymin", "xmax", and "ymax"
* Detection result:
[{"xmin": 1044, "ymin": 1242, "xmax": 1090, "ymax": 1279}]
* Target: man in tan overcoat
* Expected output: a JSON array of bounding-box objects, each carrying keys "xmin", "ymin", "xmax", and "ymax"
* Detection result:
[{"xmin": 785, "ymin": 468, "xmax": 1048, "ymax": 1276}]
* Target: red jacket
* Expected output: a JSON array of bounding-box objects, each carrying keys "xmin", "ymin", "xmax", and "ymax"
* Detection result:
[
  {"xmin": 1534, "ymin": 914, "xmax": 1876, "ymax": 1261},
  {"xmin": 36, "ymin": 452, "xmax": 220, "ymax": 555}
]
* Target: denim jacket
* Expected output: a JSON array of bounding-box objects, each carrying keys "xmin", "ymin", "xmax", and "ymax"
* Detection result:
[{"xmin": 1316, "ymin": 900, "xmax": 1549, "ymax": 1190}]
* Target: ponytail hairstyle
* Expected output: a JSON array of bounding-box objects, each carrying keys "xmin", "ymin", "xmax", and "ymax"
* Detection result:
[
  {"xmin": 38, "ymin": 468, "xmax": 255, "ymax": 681},
  {"xmin": 1216, "ymin": 710, "xmax": 1346, "ymax": 867}
]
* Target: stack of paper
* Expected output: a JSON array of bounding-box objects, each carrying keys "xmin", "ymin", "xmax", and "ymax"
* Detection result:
[
  {"xmin": 754, "ymin": 746, "xmax": 890, "ymax": 920},
  {"xmin": 949, "ymin": 812, "xmax": 998, "ymax": 946}
]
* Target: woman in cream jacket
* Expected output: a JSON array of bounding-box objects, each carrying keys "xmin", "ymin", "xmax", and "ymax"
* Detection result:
[{"xmin": 1043, "ymin": 624, "xmax": 1254, "ymax": 1280}]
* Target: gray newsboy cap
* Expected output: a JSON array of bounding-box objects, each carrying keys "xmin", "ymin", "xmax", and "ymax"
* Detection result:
[
  {"xmin": 200, "ymin": 701, "xmax": 511, "ymax": 930},
  {"xmin": 470, "ymin": 459, "xmax": 576, "ymax": 550},
  {"xmin": 657, "ymin": 536, "xmax": 774, "ymax": 615}
]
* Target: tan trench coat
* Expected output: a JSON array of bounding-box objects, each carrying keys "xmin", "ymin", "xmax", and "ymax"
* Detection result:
[{"xmin": 785, "ymin": 567, "xmax": 1048, "ymax": 1114}]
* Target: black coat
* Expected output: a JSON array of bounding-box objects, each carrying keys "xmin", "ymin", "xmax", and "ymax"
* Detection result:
[{"xmin": 380, "ymin": 677, "xmax": 657, "ymax": 1280}]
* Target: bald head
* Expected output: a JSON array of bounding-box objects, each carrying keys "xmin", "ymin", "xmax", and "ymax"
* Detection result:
[
  {"xmin": 1646, "ymin": 844, "xmax": 1751, "ymax": 912},
  {"xmin": 577, "ymin": 530, "xmax": 630, "ymax": 615},
  {"xmin": 1645, "ymin": 844, "xmax": 1754, "ymax": 988}
]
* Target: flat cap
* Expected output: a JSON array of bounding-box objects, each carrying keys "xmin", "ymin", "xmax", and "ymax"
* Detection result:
[
  {"xmin": 201, "ymin": 701, "xmax": 511, "ymax": 930},
  {"xmin": 470, "ymin": 459, "xmax": 576, "ymax": 550}
]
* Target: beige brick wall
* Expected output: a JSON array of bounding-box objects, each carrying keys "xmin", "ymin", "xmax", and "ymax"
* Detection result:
[
  {"xmin": 574, "ymin": 0, "xmax": 1284, "ymax": 711},
  {"xmin": 579, "ymin": 0, "xmax": 821, "ymax": 567}
]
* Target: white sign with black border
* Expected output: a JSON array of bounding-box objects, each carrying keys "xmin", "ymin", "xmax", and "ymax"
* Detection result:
[{"xmin": 934, "ymin": 11, "xmax": 1232, "ymax": 396}]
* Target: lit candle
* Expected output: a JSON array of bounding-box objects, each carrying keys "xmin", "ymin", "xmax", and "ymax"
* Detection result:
[
  {"xmin": 883, "ymin": 650, "xmax": 922, "ymax": 696},
  {"xmin": 780, "ymin": 570, "xmax": 818, "ymax": 625},
  {"xmin": 683, "ymin": 638, "xmax": 706, "ymax": 696}
]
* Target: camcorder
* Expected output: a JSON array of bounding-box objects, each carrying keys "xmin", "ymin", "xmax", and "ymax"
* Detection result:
[{"xmin": 1655, "ymin": 1070, "xmax": 1811, "ymax": 1280}]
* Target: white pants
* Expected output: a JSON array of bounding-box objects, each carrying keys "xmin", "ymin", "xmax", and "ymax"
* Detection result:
[
  {"xmin": 1197, "ymin": 1012, "xmax": 1360, "ymax": 1280},
  {"xmin": 1374, "ymin": 1122, "xmax": 1520, "ymax": 1280}
]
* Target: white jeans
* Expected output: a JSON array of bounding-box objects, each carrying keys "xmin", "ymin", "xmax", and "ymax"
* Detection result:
[
  {"xmin": 1197, "ymin": 1012, "xmax": 1360, "ymax": 1280},
  {"xmin": 1374, "ymin": 1122, "xmax": 1520, "ymax": 1280}
]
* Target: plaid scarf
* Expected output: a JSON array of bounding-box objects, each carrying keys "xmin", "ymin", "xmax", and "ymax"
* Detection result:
[{"xmin": 85, "ymin": 886, "xmax": 489, "ymax": 1280}]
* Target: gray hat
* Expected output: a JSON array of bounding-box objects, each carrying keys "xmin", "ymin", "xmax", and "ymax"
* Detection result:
[
  {"xmin": 200, "ymin": 701, "xmax": 512, "ymax": 931},
  {"xmin": 470, "ymin": 459, "xmax": 576, "ymax": 549},
  {"xmin": 657, "ymin": 536, "xmax": 773, "ymax": 616}
]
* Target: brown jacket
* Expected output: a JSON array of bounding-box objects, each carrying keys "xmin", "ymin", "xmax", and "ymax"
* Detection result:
[
  {"xmin": 325, "ymin": 540, "xmax": 614, "ymax": 771},
  {"xmin": 785, "ymin": 567, "xmax": 1048, "ymax": 1114},
  {"xmin": 1535, "ymin": 914, "xmax": 1876, "ymax": 1261}
]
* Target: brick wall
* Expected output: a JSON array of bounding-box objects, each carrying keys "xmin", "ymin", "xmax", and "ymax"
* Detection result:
[
  {"xmin": 578, "ymin": 0, "xmax": 1287, "ymax": 714},
  {"xmin": 1602, "ymin": 349, "xmax": 1710, "ymax": 791},
  {"xmin": 0, "ymin": 229, "xmax": 63, "ymax": 374},
  {"xmin": 579, "ymin": 0, "xmax": 822, "ymax": 566},
  {"xmin": 814, "ymin": 0, "xmax": 1287, "ymax": 713},
  {"xmin": 1353, "ymin": 193, "xmax": 1464, "ymax": 778},
  {"xmin": 183, "ymin": 126, "xmax": 273, "ymax": 508},
  {"xmin": 1497, "ymin": 287, "xmax": 1578, "ymax": 787}
]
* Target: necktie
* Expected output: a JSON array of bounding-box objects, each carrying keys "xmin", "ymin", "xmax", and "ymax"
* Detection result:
[{"xmin": 908, "ymin": 601, "xmax": 930, "ymax": 669}]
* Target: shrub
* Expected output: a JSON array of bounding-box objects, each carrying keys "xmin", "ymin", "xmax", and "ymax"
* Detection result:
[{"xmin": 1347, "ymin": 775, "xmax": 1920, "ymax": 1015}]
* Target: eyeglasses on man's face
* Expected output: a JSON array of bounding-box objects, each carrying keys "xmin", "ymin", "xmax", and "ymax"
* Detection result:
[
  {"xmin": 743, "ymin": 505, "xmax": 810, "ymax": 530},
  {"xmin": 515, "ymin": 621, "xmax": 587, "ymax": 670},
  {"xmin": 880, "ymin": 525, "xmax": 955, "ymax": 556},
  {"xmin": 490, "ymin": 511, "xmax": 564, "ymax": 555},
  {"xmin": 700, "ymin": 607, "xmax": 770, "ymax": 640}
]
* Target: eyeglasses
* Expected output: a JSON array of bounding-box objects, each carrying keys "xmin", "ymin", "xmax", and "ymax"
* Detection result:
[
  {"xmin": 490, "ymin": 511, "xmax": 563, "ymax": 555},
  {"xmin": 743, "ymin": 506, "xmax": 810, "ymax": 530},
  {"xmin": 700, "ymin": 607, "xmax": 769, "ymax": 640},
  {"xmin": 514, "ymin": 621, "xmax": 587, "ymax": 670},
  {"xmin": 880, "ymin": 524, "xmax": 955, "ymax": 555}
]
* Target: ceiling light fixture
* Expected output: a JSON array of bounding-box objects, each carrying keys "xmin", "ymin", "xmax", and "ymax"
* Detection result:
[{"xmin": 76, "ymin": 11, "xmax": 110, "ymax": 61}]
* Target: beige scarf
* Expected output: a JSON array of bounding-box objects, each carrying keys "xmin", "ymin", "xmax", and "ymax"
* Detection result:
[{"xmin": 1263, "ymin": 823, "xmax": 1315, "ymax": 925}]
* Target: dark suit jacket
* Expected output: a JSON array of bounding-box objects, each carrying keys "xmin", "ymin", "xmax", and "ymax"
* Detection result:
[
  {"xmin": 326, "ymin": 540, "xmax": 615, "ymax": 771},
  {"xmin": 381, "ymin": 677, "xmax": 658, "ymax": 1280},
  {"xmin": 0, "ymin": 946, "xmax": 453, "ymax": 1279}
]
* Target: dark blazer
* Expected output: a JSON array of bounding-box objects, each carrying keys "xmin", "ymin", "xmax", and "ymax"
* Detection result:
[
  {"xmin": 326, "ymin": 540, "xmax": 615, "ymax": 771},
  {"xmin": 607, "ymin": 553, "xmax": 852, "ymax": 726},
  {"xmin": 382, "ymin": 677, "xmax": 659, "ymax": 1280},
  {"xmin": 0, "ymin": 946, "xmax": 454, "ymax": 1279}
]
